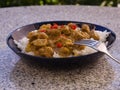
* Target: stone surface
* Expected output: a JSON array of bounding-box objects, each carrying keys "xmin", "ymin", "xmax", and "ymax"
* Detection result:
[{"xmin": 0, "ymin": 6, "xmax": 120, "ymax": 90}]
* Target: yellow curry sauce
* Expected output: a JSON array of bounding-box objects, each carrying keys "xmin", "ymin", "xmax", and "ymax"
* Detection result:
[{"xmin": 25, "ymin": 23, "xmax": 100, "ymax": 57}]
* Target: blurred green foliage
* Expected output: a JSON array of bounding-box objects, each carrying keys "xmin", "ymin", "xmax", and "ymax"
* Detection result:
[
  {"xmin": 0, "ymin": 0, "xmax": 117, "ymax": 7},
  {"xmin": 118, "ymin": 0, "xmax": 120, "ymax": 3}
]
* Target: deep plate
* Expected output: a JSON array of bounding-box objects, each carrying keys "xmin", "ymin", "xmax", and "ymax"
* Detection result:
[{"xmin": 7, "ymin": 21, "xmax": 116, "ymax": 64}]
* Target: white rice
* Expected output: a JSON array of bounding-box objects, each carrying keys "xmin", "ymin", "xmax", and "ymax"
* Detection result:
[
  {"xmin": 14, "ymin": 37, "xmax": 29, "ymax": 53},
  {"xmin": 14, "ymin": 30, "xmax": 110, "ymax": 57},
  {"xmin": 95, "ymin": 30, "xmax": 110, "ymax": 42}
]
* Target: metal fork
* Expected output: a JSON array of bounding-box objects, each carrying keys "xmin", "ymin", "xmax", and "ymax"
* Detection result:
[{"xmin": 74, "ymin": 39, "xmax": 120, "ymax": 64}]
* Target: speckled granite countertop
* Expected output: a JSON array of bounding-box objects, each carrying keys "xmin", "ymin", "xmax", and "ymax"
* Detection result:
[{"xmin": 0, "ymin": 6, "xmax": 120, "ymax": 90}]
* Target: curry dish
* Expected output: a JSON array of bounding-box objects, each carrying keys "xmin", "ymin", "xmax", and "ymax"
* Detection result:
[{"xmin": 25, "ymin": 23, "xmax": 100, "ymax": 57}]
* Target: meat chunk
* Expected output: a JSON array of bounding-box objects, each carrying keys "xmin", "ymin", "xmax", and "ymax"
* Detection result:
[
  {"xmin": 59, "ymin": 47, "xmax": 71, "ymax": 57},
  {"xmin": 47, "ymin": 29, "xmax": 61, "ymax": 38},
  {"xmin": 39, "ymin": 24, "xmax": 51, "ymax": 30},
  {"xmin": 60, "ymin": 25, "xmax": 71, "ymax": 35},
  {"xmin": 81, "ymin": 24, "xmax": 90, "ymax": 33},
  {"xmin": 38, "ymin": 47, "xmax": 54, "ymax": 57},
  {"xmin": 27, "ymin": 31, "xmax": 38, "ymax": 42},
  {"xmin": 71, "ymin": 31, "xmax": 90, "ymax": 41},
  {"xmin": 90, "ymin": 30, "xmax": 100, "ymax": 40},
  {"xmin": 31, "ymin": 39, "xmax": 48, "ymax": 47},
  {"xmin": 37, "ymin": 32, "xmax": 48, "ymax": 39}
]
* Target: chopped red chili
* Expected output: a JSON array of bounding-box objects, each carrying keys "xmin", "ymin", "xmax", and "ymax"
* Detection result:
[
  {"xmin": 56, "ymin": 42, "xmax": 63, "ymax": 48},
  {"xmin": 51, "ymin": 23, "xmax": 58, "ymax": 29},
  {"xmin": 39, "ymin": 29, "xmax": 46, "ymax": 32},
  {"xmin": 70, "ymin": 24, "xmax": 77, "ymax": 30}
]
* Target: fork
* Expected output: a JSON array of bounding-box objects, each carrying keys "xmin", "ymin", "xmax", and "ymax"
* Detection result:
[{"xmin": 74, "ymin": 39, "xmax": 120, "ymax": 64}]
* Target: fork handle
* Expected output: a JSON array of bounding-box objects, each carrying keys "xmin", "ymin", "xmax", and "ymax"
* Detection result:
[{"xmin": 104, "ymin": 51, "xmax": 120, "ymax": 64}]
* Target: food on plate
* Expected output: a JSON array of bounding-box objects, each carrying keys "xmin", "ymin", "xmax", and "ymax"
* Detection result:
[{"xmin": 14, "ymin": 23, "xmax": 110, "ymax": 58}]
